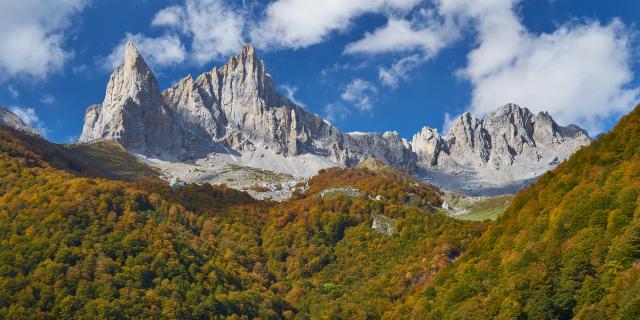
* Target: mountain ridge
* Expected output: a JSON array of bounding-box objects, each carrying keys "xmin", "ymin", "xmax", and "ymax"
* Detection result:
[
  {"xmin": 385, "ymin": 102, "xmax": 640, "ymax": 319},
  {"xmin": 0, "ymin": 105, "xmax": 40, "ymax": 136},
  {"xmin": 413, "ymin": 103, "xmax": 592, "ymax": 193},
  {"xmin": 79, "ymin": 43, "xmax": 591, "ymax": 194}
]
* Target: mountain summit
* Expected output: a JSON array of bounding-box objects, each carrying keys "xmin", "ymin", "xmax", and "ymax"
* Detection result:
[
  {"xmin": 80, "ymin": 42, "xmax": 179, "ymax": 153},
  {"xmin": 80, "ymin": 43, "xmax": 415, "ymax": 173},
  {"xmin": 412, "ymin": 103, "xmax": 592, "ymax": 193},
  {"xmin": 80, "ymin": 44, "xmax": 590, "ymax": 194},
  {"xmin": 0, "ymin": 105, "xmax": 39, "ymax": 136}
]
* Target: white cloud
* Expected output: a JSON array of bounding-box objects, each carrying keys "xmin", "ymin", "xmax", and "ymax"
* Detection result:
[
  {"xmin": 441, "ymin": 112, "xmax": 455, "ymax": 134},
  {"xmin": 443, "ymin": 0, "xmax": 639, "ymax": 133},
  {"xmin": 40, "ymin": 94, "xmax": 56, "ymax": 105},
  {"xmin": 9, "ymin": 106, "xmax": 48, "ymax": 135},
  {"xmin": 0, "ymin": 0, "xmax": 88, "ymax": 79},
  {"xmin": 6, "ymin": 86, "xmax": 19, "ymax": 99},
  {"xmin": 105, "ymin": 33, "xmax": 186, "ymax": 69},
  {"xmin": 379, "ymin": 54, "xmax": 424, "ymax": 88},
  {"xmin": 340, "ymin": 0, "xmax": 639, "ymax": 133},
  {"xmin": 120, "ymin": 0, "xmax": 427, "ymax": 68},
  {"xmin": 345, "ymin": 8, "xmax": 461, "ymax": 89},
  {"xmin": 152, "ymin": 0, "xmax": 245, "ymax": 64},
  {"xmin": 345, "ymin": 9, "xmax": 459, "ymax": 56},
  {"xmin": 152, "ymin": 5, "xmax": 185, "ymax": 27},
  {"xmin": 251, "ymin": 0, "xmax": 421, "ymax": 49},
  {"xmin": 279, "ymin": 85, "xmax": 306, "ymax": 108},
  {"xmin": 341, "ymin": 79, "xmax": 378, "ymax": 111},
  {"xmin": 324, "ymin": 103, "xmax": 351, "ymax": 123}
]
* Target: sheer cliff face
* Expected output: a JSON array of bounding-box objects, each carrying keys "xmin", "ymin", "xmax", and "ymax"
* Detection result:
[
  {"xmin": 79, "ymin": 43, "xmax": 414, "ymax": 170},
  {"xmin": 79, "ymin": 43, "xmax": 180, "ymax": 154},
  {"xmin": 411, "ymin": 103, "xmax": 592, "ymax": 183}
]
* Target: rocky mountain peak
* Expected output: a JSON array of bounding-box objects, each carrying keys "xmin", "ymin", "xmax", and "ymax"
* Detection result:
[
  {"xmin": 80, "ymin": 44, "xmax": 591, "ymax": 194},
  {"xmin": 413, "ymin": 103, "xmax": 592, "ymax": 192},
  {"xmin": 0, "ymin": 105, "xmax": 39, "ymax": 136},
  {"xmin": 411, "ymin": 127, "xmax": 443, "ymax": 166},
  {"xmin": 239, "ymin": 44, "xmax": 258, "ymax": 61},
  {"xmin": 123, "ymin": 42, "xmax": 145, "ymax": 71},
  {"xmin": 81, "ymin": 43, "xmax": 418, "ymax": 174},
  {"xmin": 217, "ymin": 43, "xmax": 287, "ymax": 111},
  {"xmin": 79, "ymin": 42, "xmax": 177, "ymax": 153}
]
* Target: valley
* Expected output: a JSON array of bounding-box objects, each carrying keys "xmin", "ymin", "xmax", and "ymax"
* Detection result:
[{"xmin": 0, "ymin": 32, "xmax": 637, "ymax": 320}]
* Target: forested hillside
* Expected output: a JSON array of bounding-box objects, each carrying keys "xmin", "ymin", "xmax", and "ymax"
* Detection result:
[
  {"xmin": 0, "ymin": 126, "xmax": 289, "ymax": 319},
  {"xmin": 5, "ymin": 98, "xmax": 640, "ymax": 319},
  {"xmin": 386, "ymin": 105, "xmax": 640, "ymax": 319},
  {"xmin": 0, "ymin": 125, "xmax": 486, "ymax": 319},
  {"xmin": 261, "ymin": 167, "xmax": 487, "ymax": 319},
  {"xmin": 0, "ymin": 126, "xmax": 158, "ymax": 181}
]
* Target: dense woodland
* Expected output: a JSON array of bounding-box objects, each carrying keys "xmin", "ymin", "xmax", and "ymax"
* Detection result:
[
  {"xmin": 0, "ymin": 127, "xmax": 485, "ymax": 319},
  {"xmin": 2, "ymin": 102, "xmax": 640, "ymax": 319},
  {"xmin": 385, "ymin": 105, "xmax": 640, "ymax": 319}
]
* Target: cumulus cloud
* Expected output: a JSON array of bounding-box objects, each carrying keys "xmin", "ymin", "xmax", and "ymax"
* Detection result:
[
  {"xmin": 441, "ymin": 112, "xmax": 455, "ymax": 134},
  {"xmin": 341, "ymin": 79, "xmax": 378, "ymax": 111},
  {"xmin": 152, "ymin": 5, "xmax": 185, "ymax": 27},
  {"xmin": 445, "ymin": 0, "xmax": 639, "ymax": 133},
  {"xmin": 345, "ymin": 9, "xmax": 458, "ymax": 56},
  {"xmin": 0, "ymin": 0, "xmax": 88, "ymax": 79},
  {"xmin": 152, "ymin": 0, "xmax": 245, "ymax": 64},
  {"xmin": 9, "ymin": 106, "xmax": 48, "ymax": 135},
  {"xmin": 251, "ymin": 0, "xmax": 421, "ymax": 49},
  {"xmin": 105, "ymin": 33, "xmax": 186, "ymax": 70},
  {"xmin": 341, "ymin": 0, "xmax": 638, "ymax": 133},
  {"xmin": 115, "ymin": 0, "xmax": 426, "ymax": 68},
  {"xmin": 379, "ymin": 54, "xmax": 424, "ymax": 88},
  {"xmin": 345, "ymin": 8, "xmax": 461, "ymax": 89},
  {"xmin": 106, "ymin": 0, "xmax": 244, "ymax": 70}
]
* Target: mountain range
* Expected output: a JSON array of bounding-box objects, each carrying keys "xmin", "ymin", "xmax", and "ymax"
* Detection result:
[
  {"xmin": 2, "ymin": 96, "xmax": 639, "ymax": 318},
  {"xmin": 77, "ymin": 43, "xmax": 591, "ymax": 195},
  {"xmin": 2, "ymin": 41, "xmax": 640, "ymax": 320}
]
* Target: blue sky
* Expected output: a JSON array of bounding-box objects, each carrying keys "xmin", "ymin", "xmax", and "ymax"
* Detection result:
[{"xmin": 0, "ymin": 0, "xmax": 639, "ymax": 143}]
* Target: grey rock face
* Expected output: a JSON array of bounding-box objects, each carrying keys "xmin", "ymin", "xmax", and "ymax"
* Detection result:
[
  {"xmin": 412, "ymin": 103, "xmax": 592, "ymax": 187},
  {"xmin": 0, "ymin": 105, "xmax": 39, "ymax": 136},
  {"xmin": 412, "ymin": 127, "xmax": 443, "ymax": 166},
  {"xmin": 371, "ymin": 213, "xmax": 396, "ymax": 236},
  {"xmin": 79, "ymin": 43, "xmax": 182, "ymax": 156},
  {"xmin": 80, "ymin": 43, "xmax": 591, "ymax": 193},
  {"xmin": 81, "ymin": 43, "xmax": 413, "ymax": 170},
  {"xmin": 346, "ymin": 131, "xmax": 416, "ymax": 172}
]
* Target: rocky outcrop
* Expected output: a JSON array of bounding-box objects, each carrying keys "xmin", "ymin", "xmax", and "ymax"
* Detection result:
[
  {"xmin": 0, "ymin": 105, "xmax": 39, "ymax": 136},
  {"xmin": 412, "ymin": 103, "xmax": 592, "ymax": 188},
  {"xmin": 412, "ymin": 127, "xmax": 443, "ymax": 166},
  {"xmin": 371, "ymin": 213, "xmax": 396, "ymax": 236},
  {"xmin": 80, "ymin": 43, "xmax": 590, "ymax": 193},
  {"xmin": 81, "ymin": 43, "xmax": 414, "ymax": 171},
  {"xmin": 79, "ymin": 43, "xmax": 183, "ymax": 156}
]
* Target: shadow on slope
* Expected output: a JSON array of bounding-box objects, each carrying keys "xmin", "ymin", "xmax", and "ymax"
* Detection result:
[{"xmin": 0, "ymin": 126, "xmax": 159, "ymax": 181}]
